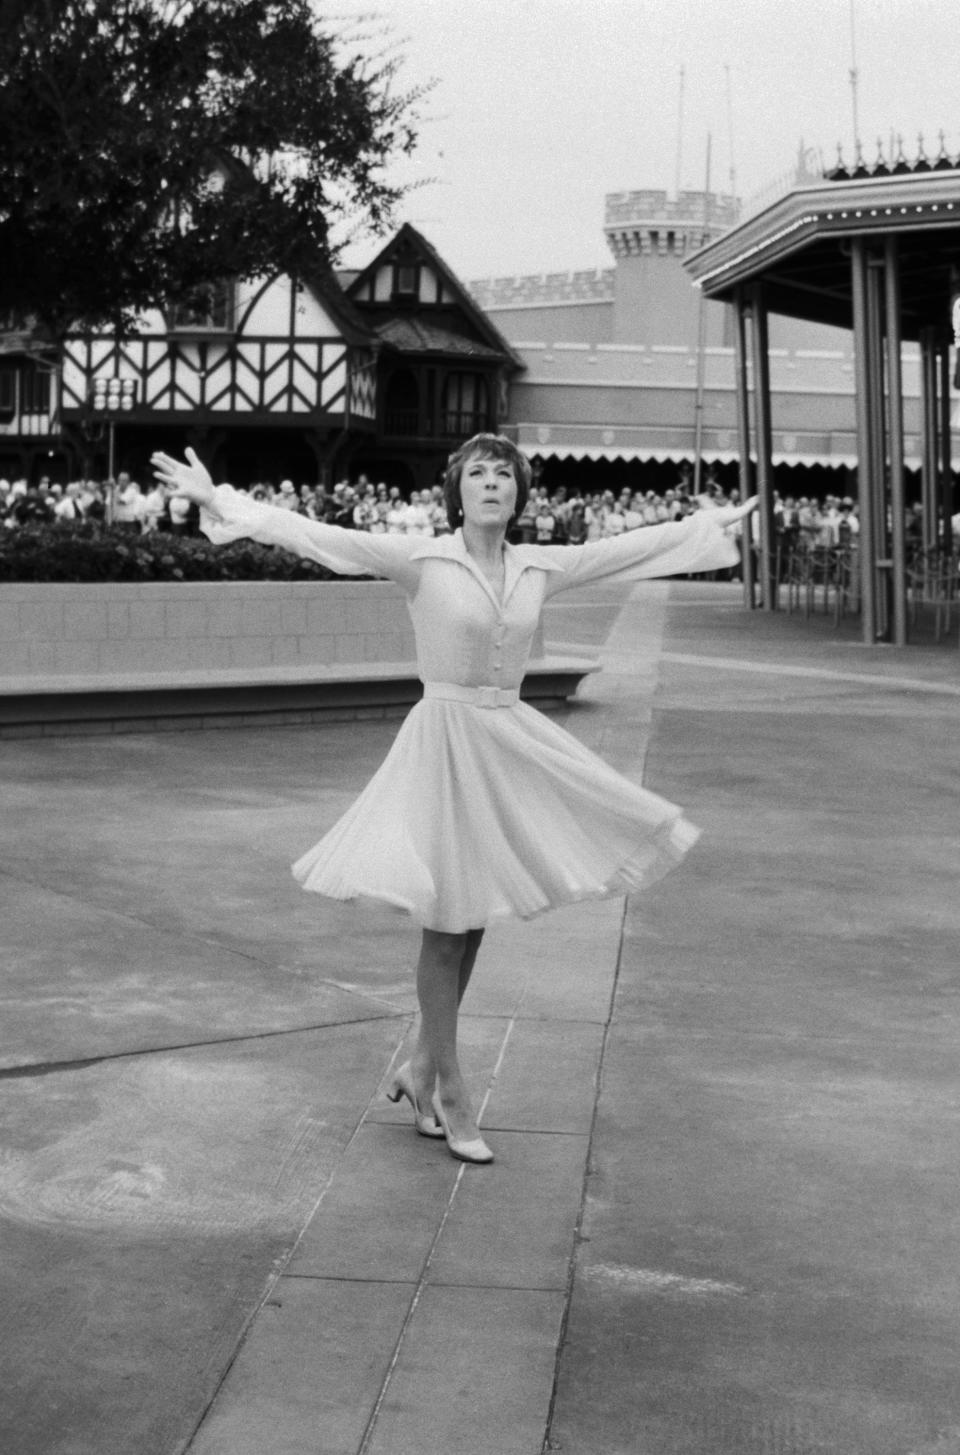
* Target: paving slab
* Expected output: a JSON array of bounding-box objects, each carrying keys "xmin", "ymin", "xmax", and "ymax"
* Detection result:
[
  {"xmin": 427, "ymin": 1130, "xmax": 589, "ymax": 1290},
  {"xmin": 185, "ymin": 1279, "xmax": 415, "ymax": 1455},
  {"xmin": 360, "ymin": 1286, "xmax": 566, "ymax": 1455}
]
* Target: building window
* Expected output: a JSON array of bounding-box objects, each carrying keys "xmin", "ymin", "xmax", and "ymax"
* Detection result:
[
  {"xmin": 0, "ymin": 366, "xmax": 15, "ymax": 416},
  {"xmin": 20, "ymin": 364, "xmax": 51, "ymax": 415},
  {"xmin": 384, "ymin": 369, "xmax": 420, "ymax": 435},
  {"xmin": 443, "ymin": 373, "xmax": 489, "ymax": 437},
  {"xmin": 167, "ymin": 279, "xmax": 234, "ymax": 333},
  {"xmin": 392, "ymin": 262, "xmax": 419, "ymax": 300}
]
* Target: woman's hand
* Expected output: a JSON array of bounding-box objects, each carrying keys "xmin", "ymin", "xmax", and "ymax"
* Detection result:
[
  {"xmin": 712, "ymin": 495, "xmax": 758, "ymax": 529},
  {"xmin": 151, "ymin": 448, "xmax": 215, "ymax": 509}
]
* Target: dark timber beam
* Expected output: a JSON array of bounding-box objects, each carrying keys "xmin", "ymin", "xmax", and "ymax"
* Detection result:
[
  {"xmin": 884, "ymin": 237, "xmax": 908, "ymax": 647},
  {"xmin": 732, "ymin": 290, "xmax": 757, "ymax": 609},
  {"xmin": 747, "ymin": 283, "xmax": 777, "ymax": 610},
  {"xmin": 851, "ymin": 239, "xmax": 878, "ymax": 644}
]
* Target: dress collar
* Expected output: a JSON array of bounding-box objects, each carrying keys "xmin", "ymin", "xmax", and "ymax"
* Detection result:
[{"xmin": 409, "ymin": 529, "xmax": 565, "ymax": 608}]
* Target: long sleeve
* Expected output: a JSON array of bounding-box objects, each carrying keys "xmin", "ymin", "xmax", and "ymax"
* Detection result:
[
  {"xmin": 200, "ymin": 485, "xmax": 422, "ymax": 592},
  {"xmin": 536, "ymin": 510, "xmax": 741, "ymax": 596}
]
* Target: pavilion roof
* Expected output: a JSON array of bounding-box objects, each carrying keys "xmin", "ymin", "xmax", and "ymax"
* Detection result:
[{"xmin": 684, "ymin": 167, "xmax": 960, "ymax": 339}]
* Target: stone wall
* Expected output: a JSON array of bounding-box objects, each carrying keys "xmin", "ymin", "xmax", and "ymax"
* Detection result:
[{"xmin": 0, "ymin": 580, "xmax": 418, "ymax": 680}]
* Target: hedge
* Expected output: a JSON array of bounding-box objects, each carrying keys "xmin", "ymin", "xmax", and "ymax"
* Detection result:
[{"xmin": 0, "ymin": 522, "xmax": 341, "ymax": 583}]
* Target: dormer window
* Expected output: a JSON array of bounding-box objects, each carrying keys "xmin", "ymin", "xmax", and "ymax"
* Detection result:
[
  {"xmin": 392, "ymin": 262, "xmax": 419, "ymax": 300},
  {"xmin": 167, "ymin": 280, "xmax": 235, "ymax": 335}
]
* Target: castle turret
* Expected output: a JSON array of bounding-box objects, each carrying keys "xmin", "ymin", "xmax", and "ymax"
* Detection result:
[{"xmin": 604, "ymin": 189, "xmax": 740, "ymax": 347}]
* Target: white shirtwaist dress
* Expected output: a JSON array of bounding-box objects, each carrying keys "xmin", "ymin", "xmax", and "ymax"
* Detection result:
[{"xmin": 202, "ymin": 488, "xmax": 740, "ymax": 933}]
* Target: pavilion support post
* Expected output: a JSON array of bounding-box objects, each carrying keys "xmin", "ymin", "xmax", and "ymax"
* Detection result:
[
  {"xmin": 920, "ymin": 328, "xmax": 939, "ymax": 552},
  {"xmin": 938, "ymin": 338, "xmax": 953, "ymax": 554},
  {"xmin": 747, "ymin": 283, "xmax": 776, "ymax": 609},
  {"xmin": 867, "ymin": 252, "xmax": 889, "ymax": 640},
  {"xmin": 732, "ymin": 289, "xmax": 756, "ymax": 608},
  {"xmin": 851, "ymin": 238, "xmax": 878, "ymax": 643},
  {"xmin": 884, "ymin": 237, "xmax": 908, "ymax": 646}
]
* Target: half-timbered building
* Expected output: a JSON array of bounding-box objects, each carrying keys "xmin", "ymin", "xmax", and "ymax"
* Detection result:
[
  {"xmin": 339, "ymin": 223, "xmax": 523, "ymax": 491},
  {"xmin": 0, "ymin": 223, "xmax": 521, "ymax": 494}
]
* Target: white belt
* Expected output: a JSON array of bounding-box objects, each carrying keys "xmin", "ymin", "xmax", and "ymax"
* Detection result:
[{"xmin": 423, "ymin": 682, "xmax": 520, "ymax": 709}]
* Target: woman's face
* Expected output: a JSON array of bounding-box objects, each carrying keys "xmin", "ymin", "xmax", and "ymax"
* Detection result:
[{"xmin": 459, "ymin": 452, "xmax": 518, "ymax": 529}]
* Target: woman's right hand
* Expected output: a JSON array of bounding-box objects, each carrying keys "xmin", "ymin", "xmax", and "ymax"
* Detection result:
[{"xmin": 151, "ymin": 447, "xmax": 215, "ymax": 509}]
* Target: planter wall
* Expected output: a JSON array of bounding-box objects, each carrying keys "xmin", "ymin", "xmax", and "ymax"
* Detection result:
[{"xmin": 0, "ymin": 579, "xmax": 427, "ymax": 679}]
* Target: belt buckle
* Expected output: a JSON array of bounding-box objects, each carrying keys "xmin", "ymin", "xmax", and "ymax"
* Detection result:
[{"xmin": 476, "ymin": 685, "xmax": 499, "ymax": 708}]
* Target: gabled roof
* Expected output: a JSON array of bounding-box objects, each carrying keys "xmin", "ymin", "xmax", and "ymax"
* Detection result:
[
  {"xmin": 372, "ymin": 317, "xmax": 508, "ymax": 360},
  {"xmin": 196, "ymin": 152, "xmax": 378, "ymax": 350},
  {"xmin": 296, "ymin": 263, "xmax": 377, "ymax": 348},
  {"xmin": 345, "ymin": 222, "xmax": 524, "ymax": 371}
]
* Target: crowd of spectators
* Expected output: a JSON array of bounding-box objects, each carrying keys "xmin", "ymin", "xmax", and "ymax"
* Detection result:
[
  {"xmin": 1, "ymin": 467, "xmax": 749, "ymax": 543},
  {"xmin": 0, "ymin": 464, "xmax": 896, "ymax": 557}
]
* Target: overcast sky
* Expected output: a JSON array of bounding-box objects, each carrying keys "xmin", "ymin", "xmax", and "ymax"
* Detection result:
[{"xmin": 337, "ymin": 0, "xmax": 958, "ymax": 282}]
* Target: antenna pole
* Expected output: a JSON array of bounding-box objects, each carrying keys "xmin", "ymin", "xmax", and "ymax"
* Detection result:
[
  {"xmin": 849, "ymin": 0, "xmax": 861, "ymax": 152},
  {"xmin": 693, "ymin": 133, "xmax": 712, "ymax": 495},
  {"xmin": 724, "ymin": 63, "xmax": 737, "ymax": 202},
  {"xmin": 675, "ymin": 65, "xmax": 685, "ymax": 195}
]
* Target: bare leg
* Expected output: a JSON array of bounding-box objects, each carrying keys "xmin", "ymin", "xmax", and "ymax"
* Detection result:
[
  {"xmin": 411, "ymin": 927, "xmax": 484, "ymax": 1143},
  {"xmin": 458, "ymin": 927, "xmax": 485, "ymax": 1005}
]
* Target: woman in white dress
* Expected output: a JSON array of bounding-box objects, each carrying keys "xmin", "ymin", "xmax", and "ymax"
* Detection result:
[{"xmin": 152, "ymin": 436, "xmax": 756, "ymax": 1165}]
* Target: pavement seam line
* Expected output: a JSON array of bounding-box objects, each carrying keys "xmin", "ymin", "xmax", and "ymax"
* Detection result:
[
  {"xmin": 181, "ymin": 1102, "xmax": 377, "ymax": 1455},
  {"xmin": 660, "ymin": 649, "xmax": 960, "ymax": 695},
  {"xmin": 540, "ymin": 582, "xmax": 667, "ymax": 1452},
  {"xmin": 540, "ymin": 894, "xmax": 629, "ymax": 1455},
  {"xmin": 0, "ymin": 1012, "xmax": 408, "ymax": 1079},
  {"xmin": 0, "ymin": 855, "xmax": 401, "ymax": 1006},
  {"xmin": 353, "ymin": 1013, "xmax": 519, "ymax": 1455},
  {"xmin": 0, "ymin": 859, "xmax": 412, "ymax": 1020}
]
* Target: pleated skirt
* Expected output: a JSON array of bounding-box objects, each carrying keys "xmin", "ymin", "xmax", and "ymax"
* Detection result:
[{"xmin": 291, "ymin": 695, "xmax": 699, "ymax": 933}]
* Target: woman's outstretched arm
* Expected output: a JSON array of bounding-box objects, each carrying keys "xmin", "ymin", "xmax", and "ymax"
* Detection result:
[
  {"xmin": 536, "ymin": 497, "xmax": 758, "ymax": 596},
  {"xmin": 151, "ymin": 449, "xmax": 420, "ymax": 589}
]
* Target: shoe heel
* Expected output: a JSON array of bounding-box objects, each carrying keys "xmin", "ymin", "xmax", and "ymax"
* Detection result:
[{"xmin": 385, "ymin": 1067, "xmax": 444, "ymax": 1139}]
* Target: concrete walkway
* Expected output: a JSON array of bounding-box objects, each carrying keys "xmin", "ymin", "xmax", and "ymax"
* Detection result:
[{"xmin": 1, "ymin": 583, "xmax": 959, "ymax": 1454}]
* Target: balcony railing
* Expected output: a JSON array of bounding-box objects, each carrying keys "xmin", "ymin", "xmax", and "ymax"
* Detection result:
[
  {"xmin": 443, "ymin": 411, "xmax": 489, "ymax": 438},
  {"xmin": 384, "ymin": 408, "xmax": 421, "ymax": 436}
]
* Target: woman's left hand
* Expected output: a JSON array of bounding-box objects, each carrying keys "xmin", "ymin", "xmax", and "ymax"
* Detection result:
[
  {"xmin": 713, "ymin": 495, "xmax": 758, "ymax": 528},
  {"xmin": 151, "ymin": 448, "xmax": 215, "ymax": 509}
]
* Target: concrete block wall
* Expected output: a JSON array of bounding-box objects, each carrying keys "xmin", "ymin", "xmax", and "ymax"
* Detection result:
[{"xmin": 0, "ymin": 580, "xmax": 419, "ymax": 680}]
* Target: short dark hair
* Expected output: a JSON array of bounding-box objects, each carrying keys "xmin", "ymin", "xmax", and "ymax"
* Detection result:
[{"xmin": 442, "ymin": 433, "xmax": 531, "ymax": 531}]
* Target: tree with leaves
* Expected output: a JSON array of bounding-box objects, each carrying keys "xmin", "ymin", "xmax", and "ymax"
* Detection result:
[{"xmin": 0, "ymin": 0, "xmax": 425, "ymax": 339}]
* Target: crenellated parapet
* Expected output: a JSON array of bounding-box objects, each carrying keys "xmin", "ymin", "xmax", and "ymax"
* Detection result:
[
  {"xmin": 468, "ymin": 269, "xmax": 614, "ymax": 311},
  {"xmin": 604, "ymin": 189, "xmax": 741, "ymax": 259}
]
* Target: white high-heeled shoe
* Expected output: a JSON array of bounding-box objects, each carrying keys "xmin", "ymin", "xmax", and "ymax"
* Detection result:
[
  {"xmin": 385, "ymin": 1064, "xmax": 444, "ymax": 1138},
  {"xmin": 431, "ymin": 1092, "xmax": 494, "ymax": 1165}
]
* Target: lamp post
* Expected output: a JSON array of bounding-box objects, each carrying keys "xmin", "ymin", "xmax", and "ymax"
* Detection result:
[{"xmin": 89, "ymin": 377, "xmax": 137, "ymax": 523}]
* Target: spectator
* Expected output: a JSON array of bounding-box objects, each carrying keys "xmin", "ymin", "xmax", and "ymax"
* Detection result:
[
  {"xmin": 353, "ymin": 485, "xmax": 379, "ymax": 531},
  {"xmin": 113, "ymin": 471, "xmax": 144, "ymax": 530},
  {"xmin": 385, "ymin": 487, "xmax": 407, "ymax": 534},
  {"xmin": 53, "ymin": 481, "xmax": 84, "ymax": 524},
  {"xmin": 428, "ymin": 485, "xmax": 450, "ymax": 535},
  {"xmin": 141, "ymin": 479, "xmax": 168, "ymax": 532},
  {"xmin": 168, "ymin": 492, "xmax": 194, "ymax": 534},
  {"xmin": 534, "ymin": 497, "xmax": 557, "ymax": 543},
  {"xmin": 11, "ymin": 480, "xmax": 53, "ymax": 526},
  {"xmin": 403, "ymin": 490, "xmax": 433, "ymax": 536},
  {"xmin": 274, "ymin": 479, "xmax": 299, "ymax": 511}
]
